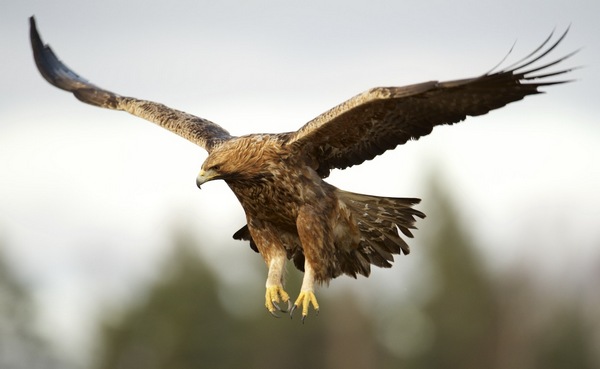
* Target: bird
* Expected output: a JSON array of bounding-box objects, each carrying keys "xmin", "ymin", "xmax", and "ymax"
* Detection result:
[{"xmin": 29, "ymin": 16, "xmax": 576, "ymax": 321}]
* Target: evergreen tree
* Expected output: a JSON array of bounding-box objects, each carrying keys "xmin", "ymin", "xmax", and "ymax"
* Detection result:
[
  {"xmin": 0, "ymin": 242, "xmax": 70, "ymax": 369},
  {"xmin": 398, "ymin": 179, "xmax": 500, "ymax": 369},
  {"xmin": 534, "ymin": 304, "xmax": 596, "ymax": 369},
  {"xmin": 94, "ymin": 233, "xmax": 332, "ymax": 368},
  {"xmin": 92, "ymin": 178, "xmax": 598, "ymax": 369},
  {"xmin": 95, "ymin": 236, "xmax": 245, "ymax": 369}
]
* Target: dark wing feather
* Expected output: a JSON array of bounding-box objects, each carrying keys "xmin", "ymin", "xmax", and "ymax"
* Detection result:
[
  {"xmin": 287, "ymin": 29, "xmax": 577, "ymax": 177},
  {"xmin": 29, "ymin": 16, "xmax": 232, "ymax": 152},
  {"xmin": 233, "ymin": 225, "xmax": 259, "ymax": 253}
]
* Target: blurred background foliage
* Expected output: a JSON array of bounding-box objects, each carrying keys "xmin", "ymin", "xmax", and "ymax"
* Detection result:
[
  {"xmin": 1, "ymin": 181, "xmax": 598, "ymax": 369},
  {"xmin": 0, "ymin": 241, "xmax": 70, "ymax": 369}
]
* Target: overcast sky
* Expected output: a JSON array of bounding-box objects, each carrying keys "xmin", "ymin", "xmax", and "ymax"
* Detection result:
[{"xmin": 1, "ymin": 0, "xmax": 599, "ymax": 364}]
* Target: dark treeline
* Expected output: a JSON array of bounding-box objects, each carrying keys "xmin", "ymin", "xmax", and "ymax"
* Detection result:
[
  {"xmin": 91, "ymin": 183, "xmax": 599, "ymax": 369},
  {"xmin": 0, "ymin": 182, "xmax": 597, "ymax": 368}
]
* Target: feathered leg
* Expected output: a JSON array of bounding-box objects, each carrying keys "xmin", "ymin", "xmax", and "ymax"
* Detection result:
[
  {"xmin": 264, "ymin": 249, "xmax": 292, "ymax": 317},
  {"xmin": 247, "ymin": 222, "xmax": 292, "ymax": 317},
  {"xmin": 291, "ymin": 260, "xmax": 319, "ymax": 322},
  {"xmin": 291, "ymin": 204, "xmax": 332, "ymax": 321}
]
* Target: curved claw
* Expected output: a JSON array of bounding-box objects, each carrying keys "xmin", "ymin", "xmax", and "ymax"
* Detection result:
[
  {"xmin": 265, "ymin": 285, "xmax": 290, "ymax": 317},
  {"xmin": 290, "ymin": 290, "xmax": 320, "ymax": 322},
  {"xmin": 289, "ymin": 303, "xmax": 297, "ymax": 319},
  {"xmin": 272, "ymin": 300, "xmax": 292, "ymax": 313},
  {"xmin": 275, "ymin": 299, "xmax": 293, "ymax": 313}
]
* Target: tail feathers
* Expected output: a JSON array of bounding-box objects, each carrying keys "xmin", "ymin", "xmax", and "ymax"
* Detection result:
[
  {"xmin": 233, "ymin": 190, "xmax": 426, "ymax": 280},
  {"xmin": 337, "ymin": 190, "xmax": 425, "ymax": 277}
]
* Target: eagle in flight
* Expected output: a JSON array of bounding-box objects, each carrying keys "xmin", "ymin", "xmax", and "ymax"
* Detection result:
[{"xmin": 30, "ymin": 16, "xmax": 575, "ymax": 321}]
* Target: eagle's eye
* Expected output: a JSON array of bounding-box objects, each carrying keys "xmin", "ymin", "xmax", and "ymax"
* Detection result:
[{"xmin": 211, "ymin": 164, "xmax": 221, "ymax": 172}]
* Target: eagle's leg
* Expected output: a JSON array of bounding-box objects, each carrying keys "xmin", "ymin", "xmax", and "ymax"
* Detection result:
[
  {"xmin": 291, "ymin": 261, "xmax": 319, "ymax": 322},
  {"xmin": 264, "ymin": 252, "xmax": 291, "ymax": 317}
]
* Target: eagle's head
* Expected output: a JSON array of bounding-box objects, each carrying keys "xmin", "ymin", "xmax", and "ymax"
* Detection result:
[
  {"xmin": 196, "ymin": 135, "xmax": 281, "ymax": 189},
  {"xmin": 196, "ymin": 146, "xmax": 235, "ymax": 188},
  {"xmin": 196, "ymin": 162, "xmax": 224, "ymax": 189}
]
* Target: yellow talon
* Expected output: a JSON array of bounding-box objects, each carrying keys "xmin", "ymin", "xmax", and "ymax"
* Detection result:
[
  {"xmin": 293, "ymin": 290, "xmax": 319, "ymax": 320},
  {"xmin": 265, "ymin": 285, "xmax": 290, "ymax": 316}
]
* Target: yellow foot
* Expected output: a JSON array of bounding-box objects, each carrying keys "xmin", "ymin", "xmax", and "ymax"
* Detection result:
[
  {"xmin": 291, "ymin": 290, "xmax": 319, "ymax": 322},
  {"xmin": 265, "ymin": 285, "xmax": 291, "ymax": 317}
]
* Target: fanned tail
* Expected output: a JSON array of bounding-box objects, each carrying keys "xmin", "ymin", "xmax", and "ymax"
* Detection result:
[
  {"xmin": 233, "ymin": 190, "xmax": 425, "ymax": 280},
  {"xmin": 336, "ymin": 190, "xmax": 425, "ymax": 278}
]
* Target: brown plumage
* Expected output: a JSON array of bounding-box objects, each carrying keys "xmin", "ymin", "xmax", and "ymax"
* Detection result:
[{"xmin": 29, "ymin": 16, "xmax": 576, "ymax": 320}]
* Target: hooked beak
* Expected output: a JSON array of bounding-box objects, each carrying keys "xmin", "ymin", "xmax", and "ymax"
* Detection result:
[{"xmin": 196, "ymin": 169, "xmax": 219, "ymax": 189}]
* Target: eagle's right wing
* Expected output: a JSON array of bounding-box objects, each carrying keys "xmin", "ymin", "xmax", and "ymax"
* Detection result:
[
  {"xmin": 30, "ymin": 16, "xmax": 232, "ymax": 152},
  {"xmin": 287, "ymin": 28, "xmax": 576, "ymax": 178}
]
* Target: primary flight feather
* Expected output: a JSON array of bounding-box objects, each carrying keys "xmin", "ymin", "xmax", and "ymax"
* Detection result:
[{"xmin": 29, "ymin": 16, "xmax": 576, "ymax": 320}]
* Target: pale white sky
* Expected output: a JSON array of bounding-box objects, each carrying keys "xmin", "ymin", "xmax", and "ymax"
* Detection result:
[{"xmin": 1, "ymin": 0, "xmax": 599, "ymax": 364}]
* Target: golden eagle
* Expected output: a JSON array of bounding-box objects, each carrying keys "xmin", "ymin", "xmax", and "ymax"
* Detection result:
[{"xmin": 29, "ymin": 16, "xmax": 575, "ymax": 320}]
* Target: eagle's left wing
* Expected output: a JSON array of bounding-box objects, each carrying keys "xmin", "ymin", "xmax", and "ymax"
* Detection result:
[
  {"xmin": 287, "ymin": 29, "xmax": 577, "ymax": 178},
  {"xmin": 30, "ymin": 17, "xmax": 232, "ymax": 152}
]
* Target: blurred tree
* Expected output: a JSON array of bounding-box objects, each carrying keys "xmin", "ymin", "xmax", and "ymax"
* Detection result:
[
  {"xmin": 93, "ymin": 232, "xmax": 382, "ymax": 369},
  {"xmin": 93, "ymin": 233, "xmax": 326, "ymax": 368},
  {"xmin": 95, "ymin": 234, "xmax": 245, "ymax": 369},
  {"xmin": 92, "ymin": 177, "xmax": 599, "ymax": 369},
  {"xmin": 0, "ymin": 242, "xmax": 71, "ymax": 369},
  {"xmin": 392, "ymin": 177, "xmax": 598, "ymax": 369},
  {"xmin": 493, "ymin": 271, "xmax": 541, "ymax": 369},
  {"xmin": 534, "ymin": 303, "xmax": 596, "ymax": 369},
  {"xmin": 394, "ymin": 179, "xmax": 500, "ymax": 369}
]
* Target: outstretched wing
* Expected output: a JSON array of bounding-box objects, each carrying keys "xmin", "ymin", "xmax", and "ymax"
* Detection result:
[
  {"xmin": 29, "ymin": 17, "xmax": 232, "ymax": 152},
  {"xmin": 287, "ymin": 29, "xmax": 577, "ymax": 177}
]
